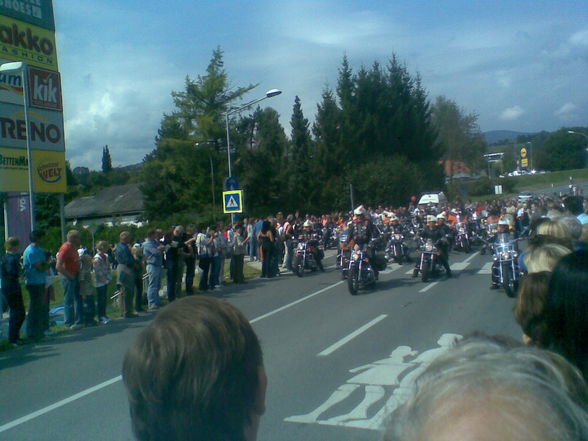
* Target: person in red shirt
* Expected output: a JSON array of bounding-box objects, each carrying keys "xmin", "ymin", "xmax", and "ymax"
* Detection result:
[{"xmin": 56, "ymin": 230, "xmax": 83, "ymax": 329}]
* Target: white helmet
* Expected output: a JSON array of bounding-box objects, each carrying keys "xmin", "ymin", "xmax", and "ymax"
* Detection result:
[
  {"xmin": 303, "ymin": 220, "xmax": 312, "ymax": 228},
  {"xmin": 354, "ymin": 205, "xmax": 366, "ymax": 215},
  {"xmin": 498, "ymin": 217, "xmax": 511, "ymax": 226},
  {"xmin": 437, "ymin": 214, "xmax": 446, "ymax": 221},
  {"xmin": 427, "ymin": 215, "xmax": 437, "ymax": 223}
]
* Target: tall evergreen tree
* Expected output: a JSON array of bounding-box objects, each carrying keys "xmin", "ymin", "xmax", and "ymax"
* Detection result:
[
  {"xmin": 101, "ymin": 145, "xmax": 112, "ymax": 172},
  {"xmin": 287, "ymin": 96, "xmax": 313, "ymax": 211}
]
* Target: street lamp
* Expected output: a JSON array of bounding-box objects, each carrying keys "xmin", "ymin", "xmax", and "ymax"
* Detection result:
[
  {"xmin": 195, "ymin": 141, "xmax": 217, "ymax": 221},
  {"xmin": 568, "ymin": 130, "xmax": 588, "ymax": 144},
  {"xmin": 0, "ymin": 62, "xmax": 35, "ymax": 230},
  {"xmin": 224, "ymin": 89, "xmax": 282, "ymax": 179}
]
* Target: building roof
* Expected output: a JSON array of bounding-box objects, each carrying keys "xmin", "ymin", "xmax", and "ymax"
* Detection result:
[{"xmin": 65, "ymin": 183, "xmax": 145, "ymax": 220}]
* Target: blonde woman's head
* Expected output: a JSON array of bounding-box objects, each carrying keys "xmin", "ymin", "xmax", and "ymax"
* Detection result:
[
  {"xmin": 525, "ymin": 243, "xmax": 571, "ymax": 274},
  {"xmin": 536, "ymin": 220, "xmax": 570, "ymax": 241}
]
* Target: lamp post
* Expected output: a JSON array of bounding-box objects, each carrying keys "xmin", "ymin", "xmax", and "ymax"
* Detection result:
[
  {"xmin": 195, "ymin": 141, "xmax": 217, "ymax": 221},
  {"xmin": 567, "ymin": 130, "xmax": 588, "ymax": 167},
  {"xmin": 224, "ymin": 89, "xmax": 282, "ymax": 179},
  {"xmin": 0, "ymin": 62, "xmax": 35, "ymax": 230}
]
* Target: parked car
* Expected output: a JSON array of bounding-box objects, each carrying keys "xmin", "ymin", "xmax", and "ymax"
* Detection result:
[{"xmin": 517, "ymin": 191, "xmax": 533, "ymax": 202}]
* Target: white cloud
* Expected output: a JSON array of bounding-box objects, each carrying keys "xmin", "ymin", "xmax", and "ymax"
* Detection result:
[
  {"xmin": 570, "ymin": 28, "xmax": 588, "ymax": 46},
  {"xmin": 555, "ymin": 102, "xmax": 578, "ymax": 120},
  {"xmin": 499, "ymin": 105, "xmax": 525, "ymax": 121}
]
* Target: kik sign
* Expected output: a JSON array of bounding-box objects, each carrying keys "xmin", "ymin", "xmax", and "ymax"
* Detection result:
[{"xmin": 223, "ymin": 190, "xmax": 243, "ymax": 213}]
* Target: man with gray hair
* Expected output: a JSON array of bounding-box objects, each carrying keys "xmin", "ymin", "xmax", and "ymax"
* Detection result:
[{"xmin": 384, "ymin": 335, "xmax": 588, "ymax": 441}]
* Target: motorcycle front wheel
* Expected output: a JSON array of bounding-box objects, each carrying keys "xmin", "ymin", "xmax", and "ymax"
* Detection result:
[
  {"xmin": 422, "ymin": 265, "xmax": 430, "ymax": 283},
  {"xmin": 295, "ymin": 256, "xmax": 304, "ymax": 277},
  {"xmin": 348, "ymin": 268, "xmax": 359, "ymax": 295}
]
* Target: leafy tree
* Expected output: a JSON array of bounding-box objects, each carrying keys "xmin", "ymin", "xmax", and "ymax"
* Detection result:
[
  {"xmin": 431, "ymin": 96, "xmax": 486, "ymax": 181},
  {"xmin": 541, "ymin": 129, "xmax": 587, "ymax": 171},
  {"xmin": 101, "ymin": 145, "xmax": 112, "ymax": 172},
  {"xmin": 142, "ymin": 48, "xmax": 256, "ymax": 220}
]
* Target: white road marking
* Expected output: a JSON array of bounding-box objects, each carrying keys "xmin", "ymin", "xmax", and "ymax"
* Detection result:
[
  {"xmin": 251, "ymin": 281, "xmax": 344, "ymax": 324},
  {"xmin": 318, "ymin": 315, "xmax": 388, "ymax": 357},
  {"xmin": 451, "ymin": 251, "xmax": 480, "ymax": 271},
  {"xmin": 478, "ymin": 261, "xmax": 493, "ymax": 275},
  {"xmin": 419, "ymin": 282, "xmax": 439, "ymax": 293},
  {"xmin": 0, "ymin": 376, "xmax": 122, "ymax": 434},
  {"xmin": 1, "ymin": 280, "xmax": 346, "ymax": 433}
]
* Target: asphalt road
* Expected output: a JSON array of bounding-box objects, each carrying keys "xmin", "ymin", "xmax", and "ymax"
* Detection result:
[{"xmin": 0, "ymin": 247, "xmax": 521, "ymax": 441}]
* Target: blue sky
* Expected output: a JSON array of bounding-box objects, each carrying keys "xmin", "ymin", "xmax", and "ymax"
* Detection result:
[{"xmin": 54, "ymin": 0, "xmax": 588, "ymax": 168}]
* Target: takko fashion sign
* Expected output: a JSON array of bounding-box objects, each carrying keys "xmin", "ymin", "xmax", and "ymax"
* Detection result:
[{"xmin": 0, "ymin": 16, "xmax": 57, "ymax": 70}]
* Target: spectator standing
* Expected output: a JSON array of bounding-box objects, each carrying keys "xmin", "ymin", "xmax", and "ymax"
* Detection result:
[
  {"xmin": 260, "ymin": 220, "xmax": 274, "ymax": 278},
  {"xmin": 163, "ymin": 225, "xmax": 189, "ymax": 302},
  {"xmin": 57, "ymin": 230, "xmax": 83, "ymax": 330},
  {"xmin": 183, "ymin": 225, "xmax": 197, "ymax": 295},
  {"xmin": 78, "ymin": 250, "xmax": 97, "ymax": 326},
  {"xmin": 231, "ymin": 224, "xmax": 249, "ymax": 284},
  {"xmin": 282, "ymin": 215, "xmax": 294, "ymax": 271},
  {"xmin": 196, "ymin": 227, "xmax": 214, "ymax": 291},
  {"xmin": 210, "ymin": 227, "xmax": 224, "ymax": 290},
  {"xmin": 2, "ymin": 237, "xmax": 25, "ymax": 345},
  {"xmin": 115, "ymin": 231, "xmax": 138, "ymax": 318},
  {"xmin": 253, "ymin": 217, "xmax": 265, "ymax": 261},
  {"xmin": 131, "ymin": 244, "xmax": 145, "ymax": 312},
  {"xmin": 215, "ymin": 222, "xmax": 229, "ymax": 287},
  {"xmin": 142, "ymin": 229, "xmax": 164, "ymax": 309},
  {"xmin": 93, "ymin": 240, "xmax": 113, "ymax": 324},
  {"xmin": 247, "ymin": 218, "xmax": 256, "ymax": 261}
]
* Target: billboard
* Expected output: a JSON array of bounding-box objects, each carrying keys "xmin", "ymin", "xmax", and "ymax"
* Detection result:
[
  {"xmin": 0, "ymin": 16, "xmax": 58, "ymax": 71},
  {"xmin": 0, "ymin": 101, "xmax": 64, "ymax": 151},
  {"xmin": 0, "ymin": 146, "xmax": 66, "ymax": 192},
  {"xmin": 0, "ymin": 60, "xmax": 61, "ymax": 110},
  {"xmin": 5, "ymin": 192, "xmax": 32, "ymax": 251},
  {"xmin": 0, "ymin": 0, "xmax": 54, "ymax": 30}
]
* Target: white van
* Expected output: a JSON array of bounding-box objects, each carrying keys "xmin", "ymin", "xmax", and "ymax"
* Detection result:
[{"xmin": 418, "ymin": 192, "xmax": 448, "ymax": 206}]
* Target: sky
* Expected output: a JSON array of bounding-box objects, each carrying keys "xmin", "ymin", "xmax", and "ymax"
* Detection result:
[{"xmin": 53, "ymin": 0, "xmax": 588, "ymax": 169}]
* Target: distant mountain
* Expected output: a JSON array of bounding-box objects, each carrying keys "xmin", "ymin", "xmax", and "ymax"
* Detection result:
[{"xmin": 483, "ymin": 130, "xmax": 532, "ymax": 145}]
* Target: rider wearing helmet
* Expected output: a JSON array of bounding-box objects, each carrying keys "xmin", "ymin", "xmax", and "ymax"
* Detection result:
[
  {"xmin": 490, "ymin": 217, "xmax": 515, "ymax": 289},
  {"xmin": 419, "ymin": 214, "xmax": 452, "ymax": 277},
  {"xmin": 302, "ymin": 220, "xmax": 325, "ymax": 272},
  {"xmin": 348, "ymin": 205, "xmax": 381, "ymax": 279}
]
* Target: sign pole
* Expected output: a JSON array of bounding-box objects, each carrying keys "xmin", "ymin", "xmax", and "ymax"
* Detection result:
[{"xmin": 21, "ymin": 64, "xmax": 35, "ymax": 231}]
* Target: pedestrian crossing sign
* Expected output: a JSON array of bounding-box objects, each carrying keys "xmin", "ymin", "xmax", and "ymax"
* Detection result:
[{"xmin": 223, "ymin": 190, "xmax": 243, "ymax": 213}]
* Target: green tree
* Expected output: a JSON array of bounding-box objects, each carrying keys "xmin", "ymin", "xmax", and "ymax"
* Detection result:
[
  {"xmin": 286, "ymin": 96, "xmax": 313, "ymax": 211},
  {"xmin": 101, "ymin": 145, "xmax": 112, "ymax": 172},
  {"xmin": 431, "ymin": 96, "xmax": 486, "ymax": 181},
  {"xmin": 542, "ymin": 129, "xmax": 587, "ymax": 171},
  {"xmin": 142, "ymin": 48, "xmax": 256, "ymax": 220}
]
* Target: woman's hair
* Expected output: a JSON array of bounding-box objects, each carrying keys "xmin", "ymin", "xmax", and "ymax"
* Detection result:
[
  {"xmin": 514, "ymin": 272, "xmax": 551, "ymax": 345},
  {"xmin": 384, "ymin": 335, "xmax": 588, "ymax": 441},
  {"xmin": 525, "ymin": 243, "xmax": 571, "ymax": 274},
  {"xmin": 4, "ymin": 236, "xmax": 19, "ymax": 250},
  {"xmin": 544, "ymin": 250, "xmax": 588, "ymax": 378},
  {"xmin": 536, "ymin": 220, "xmax": 571, "ymax": 241}
]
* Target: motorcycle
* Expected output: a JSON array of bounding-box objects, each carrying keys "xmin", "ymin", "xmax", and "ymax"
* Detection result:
[
  {"xmin": 492, "ymin": 236, "xmax": 520, "ymax": 298},
  {"xmin": 347, "ymin": 244, "xmax": 377, "ymax": 295},
  {"xmin": 385, "ymin": 232, "xmax": 410, "ymax": 264},
  {"xmin": 293, "ymin": 237, "xmax": 319, "ymax": 277},
  {"xmin": 453, "ymin": 222, "xmax": 472, "ymax": 253},
  {"xmin": 413, "ymin": 237, "xmax": 446, "ymax": 282},
  {"xmin": 321, "ymin": 225, "xmax": 339, "ymax": 250},
  {"xmin": 480, "ymin": 221, "xmax": 498, "ymax": 255}
]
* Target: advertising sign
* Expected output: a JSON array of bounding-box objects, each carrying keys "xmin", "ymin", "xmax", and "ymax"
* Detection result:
[
  {"xmin": 0, "ymin": 101, "xmax": 64, "ymax": 151},
  {"xmin": 0, "ymin": 0, "xmax": 54, "ymax": 31},
  {"xmin": 0, "ymin": 146, "xmax": 66, "ymax": 192},
  {"xmin": 520, "ymin": 147, "xmax": 527, "ymax": 158},
  {"xmin": 0, "ymin": 16, "xmax": 58, "ymax": 71},
  {"xmin": 521, "ymin": 158, "xmax": 529, "ymax": 168},
  {"xmin": 0, "ymin": 61, "xmax": 61, "ymax": 109},
  {"xmin": 5, "ymin": 191, "xmax": 32, "ymax": 251}
]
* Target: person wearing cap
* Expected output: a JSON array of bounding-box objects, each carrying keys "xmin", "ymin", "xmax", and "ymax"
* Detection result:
[{"xmin": 419, "ymin": 215, "xmax": 452, "ymax": 277}]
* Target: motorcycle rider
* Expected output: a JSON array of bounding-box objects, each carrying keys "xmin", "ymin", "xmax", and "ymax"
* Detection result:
[
  {"xmin": 417, "ymin": 214, "xmax": 452, "ymax": 277},
  {"xmin": 348, "ymin": 205, "xmax": 381, "ymax": 279},
  {"xmin": 387, "ymin": 213, "xmax": 411, "ymax": 263},
  {"xmin": 490, "ymin": 217, "xmax": 515, "ymax": 289},
  {"xmin": 302, "ymin": 220, "xmax": 325, "ymax": 272}
]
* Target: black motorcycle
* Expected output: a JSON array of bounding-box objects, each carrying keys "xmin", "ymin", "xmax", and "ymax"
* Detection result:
[
  {"xmin": 413, "ymin": 238, "xmax": 445, "ymax": 282},
  {"xmin": 347, "ymin": 245, "xmax": 377, "ymax": 295},
  {"xmin": 492, "ymin": 236, "xmax": 520, "ymax": 298},
  {"xmin": 385, "ymin": 232, "xmax": 410, "ymax": 264},
  {"xmin": 453, "ymin": 221, "xmax": 472, "ymax": 253},
  {"xmin": 293, "ymin": 237, "xmax": 319, "ymax": 277}
]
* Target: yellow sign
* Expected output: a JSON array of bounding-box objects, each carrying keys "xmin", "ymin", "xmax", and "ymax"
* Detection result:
[
  {"xmin": 521, "ymin": 158, "xmax": 529, "ymax": 168},
  {"xmin": 0, "ymin": 146, "xmax": 66, "ymax": 192},
  {"xmin": 0, "ymin": 17, "xmax": 58, "ymax": 71},
  {"xmin": 520, "ymin": 147, "xmax": 527, "ymax": 158}
]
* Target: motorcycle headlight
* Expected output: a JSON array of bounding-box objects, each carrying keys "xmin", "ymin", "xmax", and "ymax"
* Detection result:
[
  {"xmin": 352, "ymin": 252, "xmax": 361, "ymax": 261},
  {"xmin": 425, "ymin": 244, "xmax": 433, "ymax": 252},
  {"xmin": 395, "ymin": 234, "xmax": 402, "ymax": 240}
]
